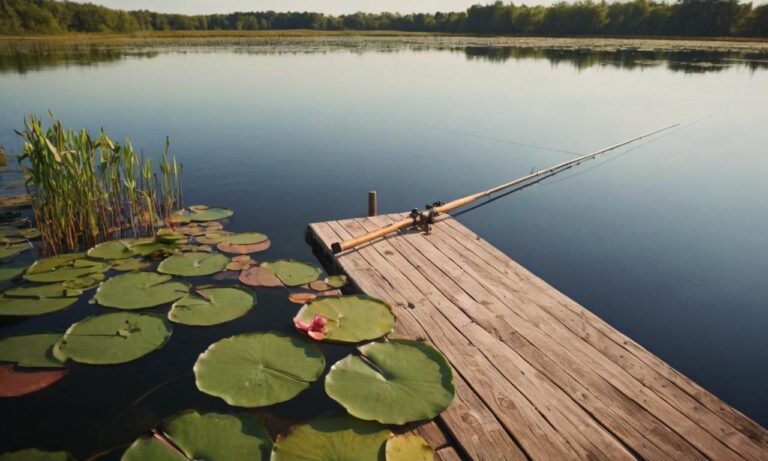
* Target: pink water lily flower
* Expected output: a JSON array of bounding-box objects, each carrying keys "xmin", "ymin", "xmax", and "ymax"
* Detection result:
[{"xmin": 294, "ymin": 314, "xmax": 328, "ymax": 340}]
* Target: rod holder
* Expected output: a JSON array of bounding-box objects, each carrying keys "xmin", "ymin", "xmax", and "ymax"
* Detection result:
[{"xmin": 368, "ymin": 191, "xmax": 377, "ymax": 217}]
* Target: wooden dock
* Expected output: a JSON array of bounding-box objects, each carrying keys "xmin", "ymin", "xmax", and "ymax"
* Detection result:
[{"xmin": 308, "ymin": 213, "xmax": 768, "ymax": 461}]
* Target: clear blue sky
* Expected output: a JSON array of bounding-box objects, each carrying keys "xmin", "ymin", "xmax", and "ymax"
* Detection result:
[{"xmin": 75, "ymin": 1, "xmax": 556, "ymax": 15}]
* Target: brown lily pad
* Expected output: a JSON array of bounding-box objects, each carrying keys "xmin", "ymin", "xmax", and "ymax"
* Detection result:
[
  {"xmin": 309, "ymin": 280, "xmax": 332, "ymax": 292},
  {"xmin": 288, "ymin": 292, "xmax": 317, "ymax": 304},
  {"xmin": 239, "ymin": 266, "xmax": 283, "ymax": 288},
  {"xmin": 317, "ymin": 289, "xmax": 343, "ymax": 297},
  {"xmin": 226, "ymin": 260, "xmax": 254, "ymax": 271},
  {"xmin": 217, "ymin": 240, "xmax": 271, "ymax": 255},
  {"xmin": 0, "ymin": 364, "xmax": 66, "ymax": 397},
  {"xmin": 212, "ymin": 271, "xmax": 241, "ymax": 281}
]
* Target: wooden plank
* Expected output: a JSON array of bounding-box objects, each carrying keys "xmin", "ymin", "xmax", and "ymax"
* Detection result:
[
  {"xmin": 436, "ymin": 216, "xmax": 768, "ymax": 459},
  {"xmin": 310, "ymin": 222, "xmax": 526, "ymax": 461},
  {"xmin": 436, "ymin": 446, "xmax": 464, "ymax": 461},
  {"xmin": 308, "ymin": 213, "xmax": 768, "ymax": 461},
  {"xmin": 356, "ymin": 216, "xmax": 635, "ymax": 460}
]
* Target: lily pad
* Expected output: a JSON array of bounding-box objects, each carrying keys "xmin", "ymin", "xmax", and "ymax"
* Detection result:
[
  {"xmin": 55, "ymin": 312, "xmax": 172, "ymax": 365},
  {"xmin": 158, "ymin": 252, "xmax": 229, "ymax": 277},
  {"xmin": 122, "ymin": 411, "xmax": 272, "ymax": 461},
  {"xmin": 25, "ymin": 257, "xmax": 109, "ymax": 283},
  {"xmin": 239, "ymin": 266, "xmax": 282, "ymax": 288},
  {"xmin": 308, "ymin": 280, "xmax": 331, "ymax": 292},
  {"xmin": 288, "ymin": 292, "xmax": 316, "ymax": 305},
  {"xmin": 156, "ymin": 228, "xmax": 187, "ymax": 243},
  {"xmin": 0, "ymin": 242, "xmax": 30, "ymax": 260},
  {"xmin": 196, "ymin": 231, "xmax": 232, "ymax": 245},
  {"xmin": 169, "ymin": 286, "xmax": 255, "ymax": 326},
  {"xmin": 386, "ymin": 434, "xmax": 434, "ymax": 461},
  {"xmin": 0, "ymin": 364, "xmax": 66, "ymax": 397},
  {"xmin": 189, "ymin": 207, "xmax": 233, "ymax": 222},
  {"xmin": 0, "ymin": 296, "xmax": 76, "ymax": 316},
  {"xmin": 87, "ymin": 240, "xmax": 137, "ymax": 260},
  {"xmin": 111, "ymin": 257, "xmax": 151, "ymax": 272},
  {"xmin": 95, "ymin": 272, "xmax": 189, "ymax": 309},
  {"xmin": 221, "ymin": 233, "xmax": 268, "ymax": 245},
  {"xmin": 271, "ymin": 414, "xmax": 389, "ymax": 461},
  {"xmin": 262, "ymin": 260, "xmax": 322, "ymax": 287},
  {"xmin": 0, "ymin": 449, "xmax": 75, "ymax": 461},
  {"xmin": 217, "ymin": 240, "xmax": 271, "ymax": 255},
  {"xmin": 293, "ymin": 295, "xmax": 395, "ymax": 343},
  {"xmin": 62, "ymin": 272, "xmax": 105, "ymax": 293},
  {"xmin": 0, "ymin": 261, "xmax": 27, "ymax": 284},
  {"xmin": 130, "ymin": 241, "xmax": 180, "ymax": 257},
  {"xmin": 324, "ymin": 275, "xmax": 349, "ymax": 289},
  {"xmin": 325, "ymin": 340, "xmax": 455, "ymax": 424},
  {"xmin": 0, "ymin": 333, "xmax": 64, "ymax": 368},
  {"xmin": 5, "ymin": 283, "xmax": 72, "ymax": 298},
  {"xmin": 194, "ymin": 332, "xmax": 325, "ymax": 407}
]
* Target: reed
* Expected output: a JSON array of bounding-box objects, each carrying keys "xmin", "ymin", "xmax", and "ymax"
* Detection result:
[{"xmin": 16, "ymin": 115, "xmax": 183, "ymax": 254}]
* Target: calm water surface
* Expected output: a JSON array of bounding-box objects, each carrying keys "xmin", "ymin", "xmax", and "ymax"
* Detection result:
[{"xmin": 0, "ymin": 41, "xmax": 767, "ymax": 458}]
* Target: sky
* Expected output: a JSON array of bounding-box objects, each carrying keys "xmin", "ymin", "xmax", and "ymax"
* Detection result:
[{"xmin": 73, "ymin": 1, "xmax": 536, "ymax": 15}]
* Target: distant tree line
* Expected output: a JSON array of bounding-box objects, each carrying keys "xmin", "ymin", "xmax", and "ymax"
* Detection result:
[{"xmin": 1, "ymin": 0, "xmax": 767, "ymax": 37}]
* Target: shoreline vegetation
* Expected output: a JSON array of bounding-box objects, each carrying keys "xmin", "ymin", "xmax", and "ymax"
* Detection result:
[
  {"xmin": 2, "ymin": 0, "xmax": 767, "ymax": 38},
  {"xmin": 2, "ymin": 31, "xmax": 768, "ymax": 54}
]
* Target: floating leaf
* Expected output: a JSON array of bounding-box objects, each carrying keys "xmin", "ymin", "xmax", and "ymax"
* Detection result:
[
  {"xmin": 262, "ymin": 260, "xmax": 321, "ymax": 287},
  {"xmin": 288, "ymin": 292, "xmax": 316, "ymax": 305},
  {"xmin": 188, "ymin": 205, "xmax": 209, "ymax": 212},
  {"xmin": 174, "ymin": 224, "xmax": 207, "ymax": 236},
  {"xmin": 111, "ymin": 257, "xmax": 151, "ymax": 272},
  {"xmin": 226, "ymin": 256, "xmax": 254, "ymax": 271},
  {"xmin": 196, "ymin": 231, "xmax": 232, "ymax": 245},
  {"xmin": 0, "ymin": 449, "xmax": 74, "ymax": 461},
  {"xmin": 130, "ymin": 241, "xmax": 180, "ymax": 257},
  {"xmin": 318, "ymin": 289, "xmax": 342, "ymax": 298},
  {"xmin": 0, "ymin": 364, "xmax": 66, "ymax": 397},
  {"xmin": 386, "ymin": 434, "xmax": 434, "ymax": 461},
  {"xmin": 95, "ymin": 272, "xmax": 189, "ymax": 309},
  {"xmin": 62, "ymin": 272, "xmax": 105, "ymax": 293},
  {"xmin": 24, "ymin": 257, "xmax": 109, "ymax": 283},
  {"xmin": 238, "ymin": 266, "xmax": 282, "ymax": 288},
  {"xmin": 325, "ymin": 340, "xmax": 455, "ymax": 424},
  {"xmin": 189, "ymin": 208, "xmax": 233, "ymax": 222},
  {"xmin": 194, "ymin": 332, "xmax": 325, "ymax": 407},
  {"xmin": 0, "ymin": 261, "xmax": 27, "ymax": 284},
  {"xmin": 0, "ymin": 242, "xmax": 30, "ymax": 260},
  {"xmin": 156, "ymin": 228, "xmax": 187, "ymax": 243},
  {"xmin": 122, "ymin": 410, "xmax": 272, "ymax": 461},
  {"xmin": 294, "ymin": 295, "xmax": 395, "ymax": 343},
  {"xmin": 308, "ymin": 280, "xmax": 331, "ymax": 292},
  {"xmin": 0, "ymin": 296, "xmax": 76, "ymax": 316},
  {"xmin": 217, "ymin": 240, "xmax": 271, "ymax": 255},
  {"xmin": 167, "ymin": 210, "xmax": 191, "ymax": 225},
  {"xmin": 0, "ymin": 333, "xmax": 64, "ymax": 368},
  {"xmin": 271, "ymin": 414, "xmax": 389, "ymax": 461},
  {"xmin": 158, "ymin": 252, "xmax": 229, "ymax": 277},
  {"xmin": 56, "ymin": 312, "xmax": 172, "ymax": 365},
  {"xmin": 169, "ymin": 286, "xmax": 255, "ymax": 326},
  {"xmin": 5, "ymin": 283, "xmax": 72, "ymax": 298},
  {"xmin": 18, "ymin": 228, "xmax": 41, "ymax": 240},
  {"xmin": 324, "ymin": 275, "xmax": 349, "ymax": 289},
  {"xmin": 222, "ymin": 233, "xmax": 268, "ymax": 245},
  {"xmin": 87, "ymin": 240, "xmax": 137, "ymax": 260}
]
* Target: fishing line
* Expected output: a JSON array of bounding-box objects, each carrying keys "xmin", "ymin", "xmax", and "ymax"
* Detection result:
[{"xmin": 398, "ymin": 119, "xmax": 580, "ymax": 156}]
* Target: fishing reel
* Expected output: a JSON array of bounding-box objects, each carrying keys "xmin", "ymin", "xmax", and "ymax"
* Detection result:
[{"xmin": 409, "ymin": 202, "xmax": 445, "ymax": 235}]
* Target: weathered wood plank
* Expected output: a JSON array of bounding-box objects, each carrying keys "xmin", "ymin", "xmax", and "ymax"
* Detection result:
[{"xmin": 307, "ymin": 213, "xmax": 768, "ymax": 461}]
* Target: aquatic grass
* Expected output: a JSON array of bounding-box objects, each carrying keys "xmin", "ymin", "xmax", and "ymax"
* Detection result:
[{"xmin": 16, "ymin": 115, "xmax": 183, "ymax": 254}]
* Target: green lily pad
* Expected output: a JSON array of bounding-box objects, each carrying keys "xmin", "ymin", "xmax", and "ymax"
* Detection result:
[
  {"xmin": 325, "ymin": 340, "xmax": 455, "ymax": 424},
  {"xmin": 169, "ymin": 286, "xmax": 255, "ymax": 326},
  {"xmin": 24, "ymin": 256, "xmax": 109, "ymax": 283},
  {"xmin": 222, "ymin": 233, "xmax": 268, "ymax": 245},
  {"xmin": 189, "ymin": 207, "xmax": 233, "ymax": 222},
  {"xmin": 293, "ymin": 295, "xmax": 395, "ymax": 343},
  {"xmin": 195, "ymin": 231, "xmax": 232, "ymax": 245},
  {"xmin": 271, "ymin": 414, "xmax": 389, "ymax": 461},
  {"xmin": 62, "ymin": 272, "xmax": 105, "ymax": 293},
  {"xmin": 386, "ymin": 434, "xmax": 434, "ymax": 461},
  {"xmin": 324, "ymin": 275, "xmax": 349, "ymax": 289},
  {"xmin": 95, "ymin": 272, "xmax": 189, "ymax": 309},
  {"xmin": 0, "ymin": 296, "xmax": 76, "ymax": 316},
  {"xmin": 0, "ymin": 242, "xmax": 31, "ymax": 260},
  {"xmin": 56, "ymin": 312, "xmax": 172, "ymax": 365},
  {"xmin": 156, "ymin": 228, "xmax": 187, "ymax": 243},
  {"xmin": 158, "ymin": 252, "xmax": 229, "ymax": 277},
  {"xmin": 0, "ymin": 449, "xmax": 75, "ymax": 461},
  {"xmin": 5, "ymin": 283, "xmax": 73, "ymax": 298},
  {"xmin": 262, "ymin": 260, "xmax": 322, "ymax": 287},
  {"xmin": 130, "ymin": 240, "xmax": 180, "ymax": 256},
  {"xmin": 111, "ymin": 257, "xmax": 151, "ymax": 272},
  {"xmin": 0, "ymin": 333, "xmax": 64, "ymax": 368},
  {"xmin": 0, "ymin": 261, "xmax": 28, "ymax": 283},
  {"xmin": 122, "ymin": 411, "xmax": 272, "ymax": 461},
  {"xmin": 87, "ymin": 240, "xmax": 137, "ymax": 260},
  {"xmin": 194, "ymin": 332, "xmax": 325, "ymax": 407}
]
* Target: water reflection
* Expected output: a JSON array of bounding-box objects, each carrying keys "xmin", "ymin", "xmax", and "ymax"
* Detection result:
[{"xmin": 2, "ymin": 39, "xmax": 767, "ymax": 74}]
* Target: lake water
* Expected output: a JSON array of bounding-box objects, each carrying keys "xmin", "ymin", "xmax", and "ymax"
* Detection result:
[{"xmin": 1, "ymin": 40, "xmax": 767, "ymax": 458}]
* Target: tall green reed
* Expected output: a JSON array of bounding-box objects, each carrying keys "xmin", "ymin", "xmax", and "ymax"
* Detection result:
[{"xmin": 16, "ymin": 115, "xmax": 183, "ymax": 254}]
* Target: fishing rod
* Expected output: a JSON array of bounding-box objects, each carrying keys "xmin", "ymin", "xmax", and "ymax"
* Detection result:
[{"xmin": 331, "ymin": 123, "xmax": 679, "ymax": 254}]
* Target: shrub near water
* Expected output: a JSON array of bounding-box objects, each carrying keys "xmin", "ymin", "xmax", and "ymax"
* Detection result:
[{"xmin": 16, "ymin": 115, "xmax": 183, "ymax": 254}]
